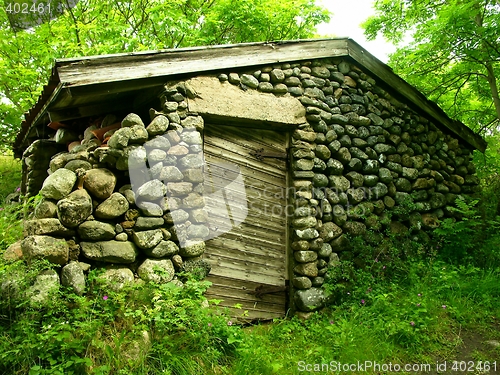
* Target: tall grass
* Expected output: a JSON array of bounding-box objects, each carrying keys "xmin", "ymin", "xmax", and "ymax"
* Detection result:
[{"xmin": 0, "ymin": 154, "xmax": 22, "ymax": 202}]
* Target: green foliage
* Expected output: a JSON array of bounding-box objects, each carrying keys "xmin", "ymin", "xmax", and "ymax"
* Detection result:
[
  {"xmin": 363, "ymin": 0, "xmax": 500, "ymax": 134},
  {"xmin": 0, "ymin": 154, "xmax": 21, "ymax": 202},
  {"xmin": 0, "ymin": 0, "xmax": 330, "ymax": 151}
]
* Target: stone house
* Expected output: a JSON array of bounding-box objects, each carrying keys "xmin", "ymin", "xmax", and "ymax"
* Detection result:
[{"xmin": 13, "ymin": 39, "xmax": 486, "ymax": 320}]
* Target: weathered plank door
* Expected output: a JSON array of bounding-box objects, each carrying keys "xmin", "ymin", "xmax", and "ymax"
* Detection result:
[{"xmin": 203, "ymin": 124, "xmax": 288, "ymax": 320}]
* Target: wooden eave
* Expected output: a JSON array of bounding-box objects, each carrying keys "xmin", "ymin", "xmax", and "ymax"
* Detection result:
[{"xmin": 13, "ymin": 38, "xmax": 487, "ymax": 157}]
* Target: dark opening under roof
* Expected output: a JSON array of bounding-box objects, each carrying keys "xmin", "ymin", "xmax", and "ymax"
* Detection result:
[{"xmin": 13, "ymin": 38, "xmax": 487, "ymax": 157}]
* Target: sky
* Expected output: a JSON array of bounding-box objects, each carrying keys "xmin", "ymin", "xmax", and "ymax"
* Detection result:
[{"xmin": 315, "ymin": 0, "xmax": 396, "ymax": 63}]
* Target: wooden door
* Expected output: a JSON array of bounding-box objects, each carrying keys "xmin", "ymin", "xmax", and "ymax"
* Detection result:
[{"xmin": 203, "ymin": 124, "xmax": 288, "ymax": 320}]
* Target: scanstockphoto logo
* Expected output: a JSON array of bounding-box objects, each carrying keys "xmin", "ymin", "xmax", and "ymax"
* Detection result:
[
  {"xmin": 128, "ymin": 127, "xmax": 248, "ymax": 248},
  {"xmin": 3, "ymin": 0, "xmax": 79, "ymax": 31}
]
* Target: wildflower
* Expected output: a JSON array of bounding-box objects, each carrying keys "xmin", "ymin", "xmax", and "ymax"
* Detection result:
[
  {"xmin": 442, "ymin": 305, "xmax": 447, "ymax": 309},
  {"xmin": 227, "ymin": 320, "xmax": 233, "ymax": 326},
  {"xmin": 374, "ymin": 258, "xmax": 379, "ymax": 263},
  {"xmin": 0, "ymin": 208, "xmax": 3, "ymax": 211},
  {"xmin": 347, "ymin": 292, "xmax": 350, "ymax": 295},
  {"xmin": 103, "ymin": 295, "xmax": 108, "ymax": 301},
  {"xmin": 329, "ymin": 320, "xmax": 334, "ymax": 325},
  {"xmin": 361, "ymin": 299, "xmax": 365, "ymax": 305},
  {"xmin": 382, "ymin": 265, "xmax": 386, "ymax": 269},
  {"xmin": 410, "ymin": 321, "xmax": 415, "ymax": 326},
  {"xmin": 416, "ymin": 303, "xmax": 421, "ymax": 307},
  {"xmin": 208, "ymin": 323, "xmax": 212, "ymax": 327},
  {"xmin": 418, "ymin": 293, "xmax": 422, "ymax": 297},
  {"xmin": 16, "ymin": 187, "xmax": 20, "ymax": 192}
]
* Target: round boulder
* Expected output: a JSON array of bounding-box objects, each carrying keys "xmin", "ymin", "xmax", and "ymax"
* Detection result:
[
  {"xmin": 94, "ymin": 193, "xmax": 129, "ymax": 219},
  {"xmin": 40, "ymin": 168, "xmax": 77, "ymax": 200},
  {"xmin": 57, "ymin": 190, "xmax": 93, "ymax": 228},
  {"xmin": 137, "ymin": 258, "xmax": 175, "ymax": 283},
  {"xmin": 83, "ymin": 168, "xmax": 117, "ymax": 199}
]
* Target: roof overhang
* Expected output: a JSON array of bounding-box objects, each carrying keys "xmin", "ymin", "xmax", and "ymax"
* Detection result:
[{"xmin": 13, "ymin": 38, "xmax": 487, "ymax": 156}]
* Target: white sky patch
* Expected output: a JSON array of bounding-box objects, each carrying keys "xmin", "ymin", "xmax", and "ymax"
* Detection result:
[{"xmin": 316, "ymin": 0, "xmax": 397, "ymax": 63}]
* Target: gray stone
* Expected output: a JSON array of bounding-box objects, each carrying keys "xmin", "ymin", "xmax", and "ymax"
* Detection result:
[
  {"xmin": 240, "ymin": 74, "xmax": 259, "ymax": 89},
  {"xmin": 136, "ymin": 180, "xmax": 167, "ymax": 201},
  {"xmin": 144, "ymin": 240, "xmax": 179, "ymax": 258},
  {"xmin": 183, "ymin": 193, "xmax": 205, "ymax": 208},
  {"xmin": 346, "ymin": 171, "xmax": 364, "ymax": 188},
  {"xmin": 122, "ymin": 113, "xmax": 145, "ymax": 128},
  {"xmin": 137, "ymin": 258, "xmax": 175, "ymax": 283},
  {"xmin": 292, "ymin": 276, "xmax": 312, "ymax": 290},
  {"xmin": 64, "ymin": 160, "xmax": 92, "ymax": 172},
  {"xmin": 133, "ymin": 229, "xmax": 163, "ymax": 250},
  {"xmin": 318, "ymin": 243, "xmax": 332, "ymax": 258},
  {"xmin": 138, "ymin": 202, "xmax": 163, "ymax": 217},
  {"xmin": 27, "ymin": 270, "xmax": 60, "ymax": 307},
  {"xmin": 347, "ymin": 188, "xmax": 366, "ymax": 204},
  {"xmin": 108, "ymin": 127, "xmax": 132, "ymax": 148},
  {"xmin": 115, "ymin": 233, "xmax": 128, "ymax": 241},
  {"xmin": 362, "ymin": 159, "xmax": 380, "ymax": 174},
  {"xmin": 179, "ymin": 154, "xmax": 203, "ymax": 169},
  {"xmin": 402, "ymin": 167, "xmax": 419, "ymax": 180},
  {"xmin": 24, "ymin": 218, "xmax": 75, "ymax": 237},
  {"xmin": 318, "ymin": 222, "xmax": 342, "ymax": 242},
  {"xmin": 329, "ymin": 175, "xmax": 350, "ymax": 191},
  {"xmin": 34, "ymin": 199, "xmax": 58, "ymax": 219},
  {"xmin": 313, "ymin": 174, "xmax": 329, "ymax": 188},
  {"xmin": 83, "ymin": 168, "xmax": 117, "ymax": 199},
  {"xmin": 187, "ymin": 224, "xmax": 210, "ymax": 239},
  {"xmin": 292, "ymin": 216, "xmax": 317, "ymax": 229},
  {"xmin": 294, "ymin": 251, "xmax": 318, "ymax": 263},
  {"xmin": 315, "ymin": 145, "xmax": 331, "ymax": 160},
  {"xmin": 294, "ymin": 287, "xmax": 325, "ymax": 312},
  {"xmin": 61, "ymin": 262, "xmax": 85, "ymax": 295},
  {"xmin": 57, "ymin": 190, "xmax": 93, "ymax": 228},
  {"xmin": 395, "ymin": 178, "xmax": 412, "ymax": 192},
  {"xmin": 97, "ymin": 266, "xmax": 134, "ymax": 291},
  {"xmin": 363, "ymin": 175, "xmax": 379, "ymax": 187},
  {"xmin": 326, "ymin": 158, "xmax": 344, "ymax": 175},
  {"xmin": 41, "ymin": 168, "xmax": 77, "ymax": 200},
  {"xmin": 134, "ymin": 217, "xmax": 165, "ymax": 230},
  {"xmin": 21, "ymin": 235, "xmax": 69, "ymax": 265},
  {"xmin": 95, "ymin": 193, "xmax": 129, "ymax": 220},
  {"xmin": 181, "ymin": 116, "xmax": 204, "ymax": 131},
  {"xmin": 336, "ymin": 147, "xmax": 351, "ymax": 164},
  {"xmin": 148, "ymin": 149, "xmax": 167, "ymax": 163},
  {"xmin": 146, "ymin": 115, "xmax": 169, "ymax": 136},
  {"xmin": 294, "ymin": 262, "xmax": 318, "ymax": 277},
  {"xmin": 146, "ymin": 135, "xmax": 171, "ymax": 151},
  {"xmin": 295, "ymin": 228, "xmax": 319, "ymax": 240},
  {"xmin": 81, "ymin": 241, "xmax": 138, "ymax": 263},
  {"xmin": 167, "ymin": 182, "xmax": 193, "ymax": 196},
  {"xmin": 179, "ymin": 240, "xmax": 206, "ymax": 258},
  {"xmin": 128, "ymin": 125, "xmax": 149, "ymax": 144},
  {"xmin": 378, "ymin": 168, "xmax": 393, "ymax": 183},
  {"xmin": 78, "ymin": 221, "xmax": 116, "ymax": 241},
  {"xmin": 270, "ymin": 69, "xmax": 285, "ymax": 83}
]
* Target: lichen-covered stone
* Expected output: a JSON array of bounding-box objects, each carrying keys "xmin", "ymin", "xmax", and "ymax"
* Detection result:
[
  {"xmin": 21, "ymin": 235, "xmax": 69, "ymax": 265},
  {"xmin": 294, "ymin": 287, "xmax": 325, "ymax": 312},
  {"xmin": 24, "ymin": 218, "xmax": 75, "ymax": 237},
  {"xmin": 133, "ymin": 229, "xmax": 163, "ymax": 249},
  {"xmin": 61, "ymin": 262, "xmax": 85, "ymax": 295},
  {"xmin": 144, "ymin": 240, "xmax": 179, "ymax": 258},
  {"xmin": 81, "ymin": 241, "xmax": 138, "ymax": 263},
  {"xmin": 179, "ymin": 240, "xmax": 206, "ymax": 258},
  {"xmin": 40, "ymin": 168, "xmax": 77, "ymax": 200},
  {"xmin": 95, "ymin": 193, "xmax": 129, "ymax": 220},
  {"xmin": 137, "ymin": 259, "xmax": 175, "ymax": 283},
  {"xmin": 57, "ymin": 190, "xmax": 93, "ymax": 228},
  {"xmin": 83, "ymin": 168, "xmax": 117, "ymax": 199},
  {"xmin": 78, "ymin": 221, "xmax": 116, "ymax": 241}
]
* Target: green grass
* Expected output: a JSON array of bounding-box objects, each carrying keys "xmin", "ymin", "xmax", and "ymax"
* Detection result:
[
  {"xmin": 0, "ymin": 155, "xmax": 499, "ymax": 374},
  {"xmin": 0, "ymin": 154, "xmax": 21, "ymax": 202}
]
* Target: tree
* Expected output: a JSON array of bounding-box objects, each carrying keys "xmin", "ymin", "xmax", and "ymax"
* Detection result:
[
  {"xmin": 363, "ymin": 0, "xmax": 500, "ymax": 135},
  {"xmin": 0, "ymin": 0, "xmax": 330, "ymax": 151}
]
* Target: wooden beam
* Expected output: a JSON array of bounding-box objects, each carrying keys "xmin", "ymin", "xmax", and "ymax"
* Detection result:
[{"xmin": 56, "ymin": 39, "xmax": 350, "ymax": 87}]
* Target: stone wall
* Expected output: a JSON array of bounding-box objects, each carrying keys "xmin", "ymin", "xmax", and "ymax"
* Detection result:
[
  {"xmin": 21, "ymin": 91, "xmax": 211, "ymax": 296},
  {"xmin": 212, "ymin": 58, "xmax": 480, "ymax": 312},
  {"xmin": 17, "ymin": 57, "xmax": 481, "ymax": 313}
]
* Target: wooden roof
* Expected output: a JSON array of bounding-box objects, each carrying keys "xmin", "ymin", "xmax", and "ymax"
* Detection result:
[{"xmin": 13, "ymin": 38, "xmax": 487, "ymax": 156}]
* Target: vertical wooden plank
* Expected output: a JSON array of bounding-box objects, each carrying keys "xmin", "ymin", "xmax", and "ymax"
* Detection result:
[{"xmin": 203, "ymin": 124, "xmax": 288, "ymax": 320}]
